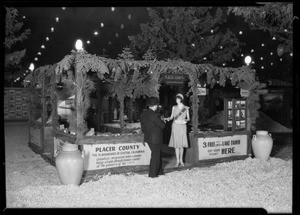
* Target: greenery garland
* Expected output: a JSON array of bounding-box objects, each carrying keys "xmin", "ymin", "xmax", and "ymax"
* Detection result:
[{"xmin": 27, "ymin": 48, "xmax": 266, "ymax": 138}]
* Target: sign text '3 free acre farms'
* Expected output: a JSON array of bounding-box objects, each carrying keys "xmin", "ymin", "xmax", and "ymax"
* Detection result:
[
  {"xmin": 82, "ymin": 143, "xmax": 151, "ymax": 170},
  {"xmin": 198, "ymin": 135, "xmax": 248, "ymax": 160}
]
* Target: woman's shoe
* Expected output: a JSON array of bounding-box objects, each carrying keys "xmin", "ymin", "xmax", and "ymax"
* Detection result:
[
  {"xmin": 180, "ymin": 162, "xmax": 185, "ymax": 167},
  {"xmin": 175, "ymin": 162, "xmax": 180, "ymax": 167}
]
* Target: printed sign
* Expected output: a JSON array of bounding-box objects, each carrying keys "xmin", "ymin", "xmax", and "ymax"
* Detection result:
[
  {"xmin": 240, "ymin": 89, "xmax": 250, "ymax": 97},
  {"xmin": 82, "ymin": 143, "xmax": 151, "ymax": 170},
  {"xmin": 198, "ymin": 135, "xmax": 247, "ymax": 160},
  {"xmin": 162, "ymin": 74, "xmax": 187, "ymax": 85}
]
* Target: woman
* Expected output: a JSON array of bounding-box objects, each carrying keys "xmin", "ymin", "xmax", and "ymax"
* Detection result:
[{"xmin": 164, "ymin": 93, "xmax": 190, "ymax": 167}]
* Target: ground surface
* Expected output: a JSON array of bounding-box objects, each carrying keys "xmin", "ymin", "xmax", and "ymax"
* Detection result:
[{"xmin": 4, "ymin": 122, "xmax": 293, "ymax": 212}]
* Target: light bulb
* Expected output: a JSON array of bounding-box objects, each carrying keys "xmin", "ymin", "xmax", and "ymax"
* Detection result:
[{"xmin": 75, "ymin": 39, "xmax": 83, "ymax": 51}]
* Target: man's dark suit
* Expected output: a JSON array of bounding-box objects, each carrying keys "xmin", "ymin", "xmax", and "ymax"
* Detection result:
[{"xmin": 140, "ymin": 108, "xmax": 165, "ymax": 178}]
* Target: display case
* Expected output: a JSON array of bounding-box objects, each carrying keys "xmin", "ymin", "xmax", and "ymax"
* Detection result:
[{"xmin": 224, "ymin": 98, "xmax": 247, "ymax": 132}]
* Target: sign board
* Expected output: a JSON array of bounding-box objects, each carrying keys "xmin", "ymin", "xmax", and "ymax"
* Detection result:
[
  {"xmin": 198, "ymin": 135, "xmax": 247, "ymax": 160},
  {"xmin": 197, "ymin": 87, "xmax": 208, "ymax": 96},
  {"xmin": 82, "ymin": 143, "xmax": 151, "ymax": 171},
  {"xmin": 162, "ymin": 74, "xmax": 187, "ymax": 85},
  {"xmin": 240, "ymin": 89, "xmax": 249, "ymax": 97}
]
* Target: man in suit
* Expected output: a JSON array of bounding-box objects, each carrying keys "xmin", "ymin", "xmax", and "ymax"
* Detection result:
[{"xmin": 140, "ymin": 97, "xmax": 166, "ymax": 178}]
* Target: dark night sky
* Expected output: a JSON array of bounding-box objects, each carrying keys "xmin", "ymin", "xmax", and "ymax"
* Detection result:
[{"xmin": 9, "ymin": 6, "xmax": 294, "ymax": 83}]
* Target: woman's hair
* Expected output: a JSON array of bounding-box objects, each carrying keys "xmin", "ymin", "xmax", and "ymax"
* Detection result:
[{"xmin": 175, "ymin": 95, "xmax": 183, "ymax": 103}]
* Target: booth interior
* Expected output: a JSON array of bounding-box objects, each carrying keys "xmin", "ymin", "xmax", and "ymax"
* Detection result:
[{"xmin": 25, "ymin": 50, "xmax": 266, "ymax": 179}]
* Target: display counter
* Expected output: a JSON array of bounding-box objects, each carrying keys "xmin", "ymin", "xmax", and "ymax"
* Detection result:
[{"xmin": 185, "ymin": 130, "xmax": 251, "ymax": 166}]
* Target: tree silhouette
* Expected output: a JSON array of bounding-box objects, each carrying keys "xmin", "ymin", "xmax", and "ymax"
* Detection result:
[
  {"xmin": 129, "ymin": 7, "xmax": 242, "ymax": 65},
  {"xmin": 5, "ymin": 7, "xmax": 31, "ymax": 84}
]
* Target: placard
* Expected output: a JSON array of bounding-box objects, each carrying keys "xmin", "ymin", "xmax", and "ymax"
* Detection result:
[
  {"xmin": 162, "ymin": 74, "xmax": 187, "ymax": 85},
  {"xmin": 198, "ymin": 135, "xmax": 247, "ymax": 160},
  {"xmin": 82, "ymin": 143, "xmax": 151, "ymax": 170}
]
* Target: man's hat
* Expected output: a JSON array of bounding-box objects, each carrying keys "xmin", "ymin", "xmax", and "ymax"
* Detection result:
[{"xmin": 147, "ymin": 97, "xmax": 160, "ymax": 107}]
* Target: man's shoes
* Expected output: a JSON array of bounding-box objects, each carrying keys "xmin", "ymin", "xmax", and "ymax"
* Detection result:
[{"xmin": 158, "ymin": 169, "xmax": 165, "ymax": 176}]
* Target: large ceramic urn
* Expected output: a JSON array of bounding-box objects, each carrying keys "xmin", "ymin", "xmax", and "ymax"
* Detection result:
[
  {"xmin": 55, "ymin": 143, "xmax": 84, "ymax": 185},
  {"xmin": 251, "ymin": 130, "xmax": 273, "ymax": 161}
]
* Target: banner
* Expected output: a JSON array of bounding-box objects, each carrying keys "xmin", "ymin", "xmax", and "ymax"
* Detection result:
[
  {"xmin": 83, "ymin": 143, "xmax": 151, "ymax": 170},
  {"xmin": 198, "ymin": 135, "xmax": 247, "ymax": 160}
]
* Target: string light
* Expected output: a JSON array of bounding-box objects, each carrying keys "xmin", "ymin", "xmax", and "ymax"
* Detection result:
[
  {"xmin": 290, "ymin": 53, "xmax": 293, "ymax": 57},
  {"xmin": 94, "ymin": 31, "xmax": 99, "ymax": 36},
  {"xmin": 284, "ymin": 29, "xmax": 287, "ymax": 32},
  {"xmin": 46, "ymin": 37, "xmax": 49, "ymax": 41},
  {"xmin": 210, "ymin": 29, "xmax": 214, "ymax": 33},
  {"xmin": 222, "ymin": 63, "xmax": 226, "ymax": 66},
  {"xmin": 62, "ymin": 7, "xmax": 66, "ymax": 10},
  {"xmin": 203, "ymin": 57, "xmax": 207, "ymax": 60},
  {"xmin": 271, "ymin": 62, "xmax": 274, "ymax": 66},
  {"xmin": 37, "ymin": 52, "xmax": 41, "ymax": 55},
  {"xmin": 111, "ymin": 7, "xmax": 115, "ymax": 12},
  {"xmin": 191, "ymin": 43, "xmax": 195, "ymax": 47},
  {"xmin": 239, "ymin": 31, "xmax": 243, "ymax": 35},
  {"xmin": 232, "ymin": 58, "xmax": 235, "ymax": 62},
  {"xmin": 220, "ymin": 45, "xmax": 223, "ymax": 49},
  {"xmin": 280, "ymin": 58, "xmax": 283, "ymax": 61},
  {"xmin": 251, "ymin": 61, "xmax": 255, "ymax": 64},
  {"xmin": 272, "ymin": 36, "xmax": 276, "ymax": 40},
  {"xmin": 87, "ymin": 40, "xmax": 90, "ymax": 44},
  {"xmin": 51, "ymin": 27, "xmax": 54, "ymax": 32},
  {"xmin": 108, "ymin": 41, "xmax": 112, "ymax": 45},
  {"xmin": 41, "ymin": 45, "xmax": 45, "ymax": 49},
  {"xmin": 34, "ymin": 57, "xmax": 38, "ymax": 61},
  {"xmin": 270, "ymin": 52, "xmax": 273, "ymax": 55},
  {"xmin": 261, "ymin": 43, "xmax": 265, "ymax": 47},
  {"xmin": 115, "ymin": 33, "xmax": 119, "ymax": 38},
  {"xmin": 260, "ymin": 57, "xmax": 263, "ymax": 60},
  {"xmin": 128, "ymin": 14, "xmax": 131, "ymax": 20},
  {"xmin": 23, "ymin": 16, "xmax": 26, "ymax": 19},
  {"xmin": 241, "ymin": 54, "xmax": 244, "ymax": 57},
  {"xmin": 55, "ymin": 17, "xmax": 59, "ymax": 22},
  {"xmin": 261, "ymin": 66, "xmax": 264, "ymax": 69},
  {"xmin": 101, "ymin": 23, "xmax": 104, "ymax": 28},
  {"xmin": 251, "ymin": 49, "xmax": 254, "ymax": 52},
  {"xmin": 121, "ymin": 24, "xmax": 124, "ymax": 29}
]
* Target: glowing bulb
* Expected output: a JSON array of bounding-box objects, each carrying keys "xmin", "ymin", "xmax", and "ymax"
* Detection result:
[
  {"xmin": 270, "ymin": 52, "xmax": 273, "ymax": 55},
  {"xmin": 51, "ymin": 27, "xmax": 54, "ymax": 32},
  {"xmin": 251, "ymin": 49, "xmax": 254, "ymax": 52},
  {"xmin": 290, "ymin": 53, "xmax": 293, "ymax": 57},
  {"xmin": 210, "ymin": 29, "xmax": 214, "ymax": 33},
  {"xmin": 241, "ymin": 54, "xmax": 244, "ymax": 57},
  {"xmin": 121, "ymin": 24, "xmax": 124, "ymax": 29},
  {"xmin": 108, "ymin": 41, "xmax": 112, "ymax": 45},
  {"xmin": 75, "ymin": 39, "xmax": 83, "ymax": 51},
  {"xmin": 220, "ymin": 46, "xmax": 223, "ymax": 49},
  {"xmin": 203, "ymin": 57, "xmax": 207, "ymax": 60},
  {"xmin": 239, "ymin": 31, "xmax": 243, "ymax": 35},
  {"xmin": 284, "ymin": 29, "xmax": 287, "ymax": 32},
  {"xmin": 280, "ymin": 58, "xmax": 283, "ymax": 61},
  {"xmin": 261, "ymin": 66, "xmax": 264, "ymax": 69},
  {"xmin": 128, "ymin": 14, "xmax": 131, "ymax": 20},
  {"xmin": 34, "ymin": 57, "xmax": 38, "ymax": 61},
  {"xmin": 101, "ymin": 23, "xmax": 104, "ymax": 27},
  {"xmin": 222, "ymin": 63, "xmax": 226, "ymax": 66},
  {"xmin": 272, "ymin": 36, "xmax": 276, "ymax": 40},
  {"xmin": 94, "ymin": 31, "xmax": 98, "ymax": 35},
  {"xmin": 116, "ymin": 33, "xmax": 119, "ymax": 38},
  {"xmin": 191, "ymin": 43, "xmax": 195, "ymax": 47},
  {"xmin": 244, "ymin": 56, "xmax": 252, "ymax": 65},
  {"xmin": 29, "ymin": 63, "xmax": 34, "ymax": 71},
  {"xmin": 87, "ymin": 40, "xmax": 90, "ymax": 44},
  {"xmin": 261, "ymin": 43, "xmax": 265, "ymax": 47},
  {"xmin": 23, "ymin": 16, "xmax": 26, "ymax": 19},
  {"xmin": 260, "ymin": 57, "xmax": 263, "ymax": 60},
  {"xmin": 271, "ymin": 62, "xmax": 273, "ymax": 66},
  {"xmin": 62, "ymin": 7, "xmax": 66, "ymax": 10},
  {"xmin": 46, "ymin": 37, "xmax": 49, "ymax": 41},
  {"xmin": 37, "ymin": 52, "xmax": 41, "ymax": 55},
  {"xmin": 55, "ymin": 17, "xmax": 59, "ymax": 22},
  {"xmin": 41, "ymin": 45, "xmax": 45, "ymax": 49},
  {"xmin": 232, "ymin": 58, "xmax": 235, "ymax": 62},
  {"xmin": 111, "ymin": 7, "xmax": 115, "ymax": 11}
]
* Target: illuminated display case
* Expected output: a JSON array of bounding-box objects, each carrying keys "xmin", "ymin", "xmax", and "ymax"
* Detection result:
[{"xmin": 224, "ymin": 98, "xmax": 247, "ymax": 131}]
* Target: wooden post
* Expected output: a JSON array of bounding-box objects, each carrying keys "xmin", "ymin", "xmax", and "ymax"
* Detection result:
[
  {"xmin": 75, "ymin": 52, "xmax": 84, "ymax": 140},
  {"xmin": 41, "ymin": 73, "xmax": 45, "ymax": 152}
]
